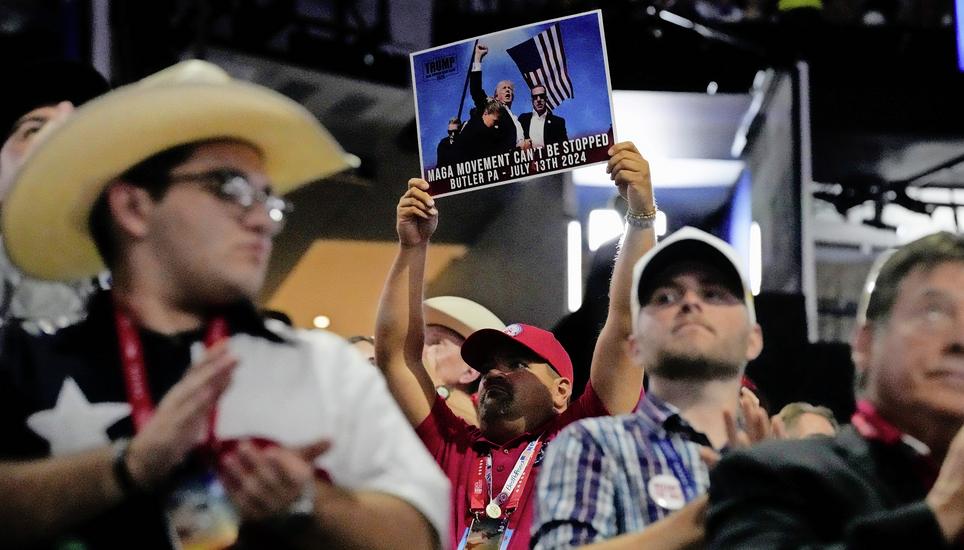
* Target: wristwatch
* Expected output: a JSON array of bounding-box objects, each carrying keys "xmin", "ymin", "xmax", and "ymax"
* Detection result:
[
  {"xmin": 111, "ymin": 438, "xmax": 144, "ymax": 498},
  {"xmin": 288, "ymin": 481, "xmax": 316, "ymax": 517}
]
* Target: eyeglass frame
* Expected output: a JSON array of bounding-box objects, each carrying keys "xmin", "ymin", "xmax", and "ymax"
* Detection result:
[{"xmin": 165, "ymin": 168, "xmax": 293, "ymax": 230}]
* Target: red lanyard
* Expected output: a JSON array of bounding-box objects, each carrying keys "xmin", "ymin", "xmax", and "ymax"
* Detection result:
[
  {"xmin": 851, "ymin": 400, "xmax": 904, "ymax": 445},
  {"xmin": 470, "ymin": 438, "xmax": 543, "ymax": 519},
  {"xmin": 852, "ymin": 399, "xmax": 939, "ymax": 489},
  {"xmin": 114, "ymin": 303, "xmax": 228, "ymax": 445}
]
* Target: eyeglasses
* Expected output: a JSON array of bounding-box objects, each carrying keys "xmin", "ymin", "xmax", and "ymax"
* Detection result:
[{"xmin": 167, "ymin": 169, "xmax": 293, "ymax": 229}]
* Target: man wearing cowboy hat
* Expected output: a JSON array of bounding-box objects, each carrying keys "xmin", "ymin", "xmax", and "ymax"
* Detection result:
[
  {"xmin": 423, "ymin": 295, "xmax": 505, "ymax": 425},
  {"xmin": 0, "ymin": 60, "xmax": 447, "ymax": 549},
  {"xmin": 374, "ymin": 141, "xmax": 656, "ymax": 550},
  {"xmin": 0, "ymin": 59, "xmax": 110, "ymax": 331}
]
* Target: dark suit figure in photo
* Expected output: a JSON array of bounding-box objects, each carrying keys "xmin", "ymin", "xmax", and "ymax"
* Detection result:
[
  {"xmin": 518, "ymin": 85, "xmax": 568, "ymax": 149},
  {"xmin": 455, "ymin": 98, "xmax": 504, "ymax": 163},
  {"xmin": 435, "ymin": 117, "xmax": 460, "ymax": 169},
  {"xmin": 469, "ymin": 43, "xmax": 521, "ymax": 155}
]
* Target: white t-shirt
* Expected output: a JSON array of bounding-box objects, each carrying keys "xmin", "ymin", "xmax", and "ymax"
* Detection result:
[
  {"xmin": 528, "ymin": 111, "xmax": 548, "ymax": 148},
  {"xmin": 201, "ymin": 325, "xmax": 451, "ymax": 539}
]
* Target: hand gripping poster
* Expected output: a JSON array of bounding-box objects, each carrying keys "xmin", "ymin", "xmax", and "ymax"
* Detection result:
[{"xmin": 411, "ymin": 10, "xmax": 616, "ymax": 197}]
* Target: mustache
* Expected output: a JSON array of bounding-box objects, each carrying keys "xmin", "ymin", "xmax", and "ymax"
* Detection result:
[
  {"xmin": 672, "ymin": 316, "xmax": 714, "ymax": 334},
  {"xmin": 482, "ymin": 378, "xmax": 512, "ymax": 395}
]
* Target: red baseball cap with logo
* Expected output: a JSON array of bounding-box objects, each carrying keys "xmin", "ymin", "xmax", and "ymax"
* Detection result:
[{"xmin": 460, "ymin": 323, "xmax": 574, "ymax": 381}]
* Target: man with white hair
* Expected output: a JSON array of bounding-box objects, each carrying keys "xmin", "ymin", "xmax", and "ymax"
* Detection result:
[
  {"xmin": 470, "ymin": 43, "xmax": 524, "ymax": 152},
  {"xmin": 0, "ymin": 60, "xmax": 447, "ymax": 549}
]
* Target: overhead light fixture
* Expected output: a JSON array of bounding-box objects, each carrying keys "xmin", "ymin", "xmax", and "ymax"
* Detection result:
[
  {"xmin": 573, "ymin": 158, "xmax": 744, "ymax": 188},
  {"xmin": 567, "ymin": 221, "xmax": 583, "ymax": 313},
  {"xmin": 587, "ymin": 209, "xmax": 623, "ymax": 251},
  {"xmin": 587, "ymin": 208, "xmax": 667, "ymax": 250},
  {"xmin": 749, "ymin": 222, "xmax": 762, "ymax": 295},
  {"xmin": 313, "ymin": 315, "xmax": 331, "ymax": 329},
  {"xmin": 655, "ymin": 210, "xmax": 668, "ymax": 237}
]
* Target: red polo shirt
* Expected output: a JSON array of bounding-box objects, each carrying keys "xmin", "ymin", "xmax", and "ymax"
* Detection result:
[{"xmin": 416, "ymin": 384, "xmax": 610, "ymax": 550}]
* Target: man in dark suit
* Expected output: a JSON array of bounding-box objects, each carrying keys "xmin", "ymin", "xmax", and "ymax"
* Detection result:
[
  {"xmin": 518, "ymin": 85, "xmax": 567, "ymax": 149},
  {"xmin": 435, "ymin": 117, "xmax": 460, "ymax": 169},
  {"xmin": 455, "ymin": 98, "xmax": 504, "ymax": 163},
  {"xmin": 706, "ymin": 231, "xmax": 964, "ymax": 549}
]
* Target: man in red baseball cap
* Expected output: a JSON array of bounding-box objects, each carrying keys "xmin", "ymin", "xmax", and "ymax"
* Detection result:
[
  {"xmin": 459, "ymin": 323, "xmax": 575, "ymax": 444},
  {"xmin": 375, "ymin": 141, "xmax": 657, "ymax": 550},
  {"xmin": 461, "ymin": 322, "xmax": 574, "ymax": 381}
]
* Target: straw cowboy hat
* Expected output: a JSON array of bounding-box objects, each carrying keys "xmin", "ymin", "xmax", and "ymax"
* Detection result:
[
  {"xmin": 423, "ymin": 296, "xmax": 505, "ymax": 339},
  {"xmin": 3, "ymin": 59, "xmax": 352, "ymax": 281}
]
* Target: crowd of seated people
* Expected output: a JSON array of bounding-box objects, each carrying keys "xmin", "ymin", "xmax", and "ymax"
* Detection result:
[{"xmin": 0, "ymin": 56, "xmax": 961, "ymax": 550}]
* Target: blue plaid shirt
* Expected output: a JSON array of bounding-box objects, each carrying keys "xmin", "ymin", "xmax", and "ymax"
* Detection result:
[{"xmin": 531, "ymin": 394, "xmax": 713, "ymax": 549}]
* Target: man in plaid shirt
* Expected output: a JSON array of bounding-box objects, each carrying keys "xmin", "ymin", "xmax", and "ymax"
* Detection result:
[{"xmin": 532, "ymin": 227, "xmax": 765, "ymax": 549}]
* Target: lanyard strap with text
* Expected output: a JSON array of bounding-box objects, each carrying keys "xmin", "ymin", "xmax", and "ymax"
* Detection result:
[
  {"xmin": 651, "ymin": 437, "xmax": 696, "ymax": 502},
  {"xmin": 651, "ymin": 436, "xmax": 699, "ymax": 501},
  {"xmin": 470, "ymin": 438, "xmax": 543, "ymax": 519},
  {"xmin": 114, "ymin": 303, "xmax": 229, "ymax": 442},
  {"xmin": 644, "ymin": 435, "xmax": 699, "ymax": 523}
]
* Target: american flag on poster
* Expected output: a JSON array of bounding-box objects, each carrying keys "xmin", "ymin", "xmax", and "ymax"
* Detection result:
[{"xmin": 506, "ymin": 24, "xmax": 574, "ymax": 110}]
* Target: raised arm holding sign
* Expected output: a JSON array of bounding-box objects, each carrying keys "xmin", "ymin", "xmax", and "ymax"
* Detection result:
[
  {"xmin": 411, "ymin": 10, "xmax": 615, "ymax": 197},
  {"xmin": 374, "ymin": 141, "xmax": 656, "ymax": 550}
]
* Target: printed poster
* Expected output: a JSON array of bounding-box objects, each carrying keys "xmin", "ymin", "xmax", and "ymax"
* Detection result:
[{"xmin": 411, "ymin": 10, "xmax": 616, "ymax": 197}]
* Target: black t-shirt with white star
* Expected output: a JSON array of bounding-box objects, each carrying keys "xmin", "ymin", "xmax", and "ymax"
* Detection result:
[{"xmin": 0, "ymin": 290, "xmax": 279, "ymax": 549}]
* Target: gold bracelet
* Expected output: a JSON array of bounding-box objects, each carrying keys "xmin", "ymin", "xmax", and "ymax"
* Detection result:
[{"xmin": 625, "ymin": 205, "xmax": 657, "ymax": 228}]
